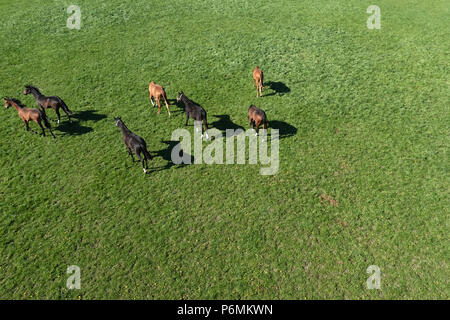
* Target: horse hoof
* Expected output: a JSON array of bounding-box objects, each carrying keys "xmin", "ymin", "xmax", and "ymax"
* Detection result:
[{"xmin": 143, "ymin": 168, "xmax": 147, "ymax": 174}]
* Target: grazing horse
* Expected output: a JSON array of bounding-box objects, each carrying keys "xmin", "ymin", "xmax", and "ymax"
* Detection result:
[
  {"xmin": 4, "ymin": 97, "xmax": 55, "ymax": 138},
  {"xmin": 252, "ymin": 66, "xmax": 265, "ymax": 97},
  {"xmin": 23, "ymin": 85, "xmax": 73, "ymax": 124},
  {"xmin": 177, "ymin": 92, "xmax": 209, "ymax": 138},
  {"xmin": 148, "ymin": 81, "xmax": 171, "ymax": 117},
  {"xmin": 114, "ymin": 117, "xmax": 153, "ymax": 174},
  {"xmin": 248, "ymin": 105, "xmax": 267, "ymax": 134}
]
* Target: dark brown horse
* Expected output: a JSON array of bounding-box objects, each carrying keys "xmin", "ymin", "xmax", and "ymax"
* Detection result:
[
  {"xmin": 248, "ymin": 105, "xmax": 267, "ymax": 134},
  {"xmin": 114, "ymin": 117, "xmax": 153, "ymax": 174},
  {"xmin": 252, "ymin": 66, "xmax": 265, "ymax": 97},
  {"xmin": 177, "ymin": 92, "xmax": 209, "ymax": 138},
  {"xmin": 24, "ymin": 85, "xmax": 73, "ymax": 124},
  {"xmin": 4, "ymin": 97, "xmax": 55, "ymax": 138},
  {"xmin": 148, "ymin": 81, "xmax": 171, "ymax": 117}
]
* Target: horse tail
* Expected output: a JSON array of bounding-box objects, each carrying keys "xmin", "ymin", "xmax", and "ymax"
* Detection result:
[
  {"xmin": 143, "ymin": 147, "xmax": 153, "ymax": 161},
  {"xmin": 59, "ymin": 98, "xmax": 73, "ymax": 115},
  {"xmin": 39, "ymin": 109, "xmax": 51, "ymax": 129},
  {"xmin": 162, "ymin": 90, "xmax": 169, "ymax": 106}
]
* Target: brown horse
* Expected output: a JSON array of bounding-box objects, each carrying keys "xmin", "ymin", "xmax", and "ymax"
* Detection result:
[
  {"xmin": 23, "ymin": 85, "xmax": 73, "ymax": 124},
  {"xmin": 248, "ymin": 105, "xmax": 267, "ymax": 134},
  {"xmin": 148, "ymin": 81, "xmax": 170, "ymax": 116},
  {"xmin": 252, "ymin": 66, "xmax": 265, "ymax": 97},
  {"xmin": 4, "ymin": 97, "xmax": 55, "ymax": 138}
]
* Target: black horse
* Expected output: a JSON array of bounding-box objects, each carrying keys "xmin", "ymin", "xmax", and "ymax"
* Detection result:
[
  {"xmin": 114, "ymin": 117, "xmax": 153, "ymax": 174},
  {"xmin": 177, "ymin": 92, "xmax": 209, "ymax": 138},
  {"xmin": 23, "ymin": 85, "xmax": 73, "ymax": 124}
]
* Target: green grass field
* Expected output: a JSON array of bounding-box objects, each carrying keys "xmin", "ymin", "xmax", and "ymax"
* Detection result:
[{"xmin": 0, "ymin": 0, "xmax": 448, "ymax": 299}]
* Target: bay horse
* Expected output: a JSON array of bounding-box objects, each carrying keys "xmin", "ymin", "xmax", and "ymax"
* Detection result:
[
  {"xmin": 23, "ymin": 85, "xmax": 73, "ymax": 124},
  {"xmin": 148, "ymin": 81, "xmax": 171, "ymax": 117},
  {"xmin": 4, "ymin": 97, "xmax": 55, "ymax": 138},
  {"xmin": 252, "ymin": 66, "xmax": 265, "ymax": 97},
  {"xmin": 177, "ymin": 92, "xmax": 209, "ymax": 139},
  {"xmin": 248, "ymin": 105, "xmax": 267, "ymax": 134},
  {"xmin": 114, "ymin": 117, "xmax": 153, "ymax": 174}
]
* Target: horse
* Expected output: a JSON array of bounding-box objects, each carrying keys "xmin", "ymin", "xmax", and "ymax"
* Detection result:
[
  {"xmin": 252, "ymin": 66, "xmax": 265, "ymax": 97},
  {"xmin": 4, "ymin": 97, "xmax": 55, "ymax": 138},
  {"xmin": 177, "ymin": 92, "xmax": 209, "ymax": 138},
  {"xmin": 114, "ymin": 117, "xmax": 153, "ymax": 174},
  {"xmin": 148, "ymin": 81, "xmax": 171, "ymax": 117},
  {"xmin": 23, "ymin": 85, "xmax": 73, "ymax": 124},
  {"xmin": 248, "ymin": 105, "xmax": 267, "ymax": 134}
]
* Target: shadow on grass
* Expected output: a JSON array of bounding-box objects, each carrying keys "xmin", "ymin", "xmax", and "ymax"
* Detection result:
[
  {"xmin": 268, "ymin": 120, "xmax": 297, "ymax": 139},
  {"xmin": 71, "ymin": 110, "xmax": 107, "ymax": 122},
  {"xmin": 264, "ymin": 81, "xmax": 291, "ymax": 97},
  {"xmin": 55, "ymin": 110, "xmax": 107, "ymax": 136},
  {"xmin": 210, "ymin": 114, "xmax": 244, "ymax": 136},
  {"xmin": 166, "ymin": 98, "xmax": 185, "ymax": 115},
  {"xmin": 55, "ymin": 120, "xmax": 93, "ymax": 136},
  {"xmin": 148, "ymin": 140, "xmax": 193, "ymax": 173}
]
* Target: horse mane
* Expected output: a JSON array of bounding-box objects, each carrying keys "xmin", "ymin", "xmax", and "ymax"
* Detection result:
[
  {"xmin": 25, "ymin": 85, "xmax": 41, "ymax": 94},
  {"xmin": 7, "ymin": 98, "xmax": 25, "ymax": 108},
  {"xmin": 116, "ymin": 118, "xmax": 131, "ymax": 132}
]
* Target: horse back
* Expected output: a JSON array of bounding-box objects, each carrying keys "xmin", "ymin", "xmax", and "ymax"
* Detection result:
[
  {"xmin": 149, "ymin": 82, "xmax": 165, "ymax": 96},
  {"xmin": 248, "ymin": 105, "xmax": 265, "ymax": 120},
  {"xmin": 253, "ymin": 66, "xmax": 262, "ymax": 80}
]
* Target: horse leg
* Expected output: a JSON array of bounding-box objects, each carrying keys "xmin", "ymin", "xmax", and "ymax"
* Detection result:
[
  {"xmin": 37, "ymin": 120, "xmax": 45, "ymax": 136},
  {"xmin": 149, "ymin": 93, "xmax": 155, "ymax": 107},
  {"xmin": 136, "ymin": 150, "xmax": 147, "ymax": 174},
  {"xmin": 127, "ymin": 147, "xmax": 135, "ymax": 162},
  {"xmin": 55, "ymin": 107, "xmax": 61, "ymax": 124},
  {"xmin": 255, "ymin": 119, "xmax": 261, "ymax": 135},
  {"xmin": 156, "ymin": 97, "xmax": 161, "ymax": 114},
  {"xmin": 185, "ymin": 113, "xmax": 189, "ymax": 126},
  {"xmin": 202, "ymin": 118, "xmax": 209, "ymax": 140},
  {"xmin": 49, "ymin": 127, "xmax": 56, "ymax": 138},
  {"xmin": 24, "ymin": 120, "xmax": 35, "ymax": 134},
  {"xmin": 164, "ymin": 100, "xmax": 171, "ymax": 117},
  {"xmin": 61, "ymin": 104, "xmax": 72, "ymax": 123}
]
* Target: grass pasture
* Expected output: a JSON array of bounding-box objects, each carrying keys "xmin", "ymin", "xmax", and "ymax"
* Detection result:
[{"xmin": 0, "ymin": 0, "xmax": 448, "ymax": 299}]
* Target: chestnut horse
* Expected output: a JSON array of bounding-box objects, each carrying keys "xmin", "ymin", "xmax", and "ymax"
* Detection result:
[
  {"xmin": 148, "ymin": 81, "xmax": 170, "ymax": 116},
  {"xmin": 248, "ymin": 105, "xmax": 267, "ymax": 134},
  {"xmin": 252, "ymin": 66, "xmax": 265, "ymax": 97},
  {"xmin": 4, "ymin": 97, "xmax": 55, "ymax": 138},
  {"xmin": 23, "ymin": 85, "xmax": 73, "ymax": 124}
]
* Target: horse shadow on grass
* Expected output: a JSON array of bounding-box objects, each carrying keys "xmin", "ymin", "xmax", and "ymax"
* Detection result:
[
  {"xmin": 54, "ymin": 110, "xmax": 107, "ymax": 136},
  {"xmin": 210, "ymin": 115, "xmax": 244, "ymax": 136},
  {"xmin": 268, "ymin": 120, "xmax": 297, "ymax": 139},
  {"xmin": 54, "ymin": 120, "xmax": 93, "ymax": 136},
  {"xmin": 264, "ymin": 81, "xmax": 291, "ymax": 97},
  {"xmin": 148, "ymin": 140, "xmax": 194, "ymax": 173},
  {"xmin": 71, "ymin": 110, "xmax": 108, "ymax": 122}
]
